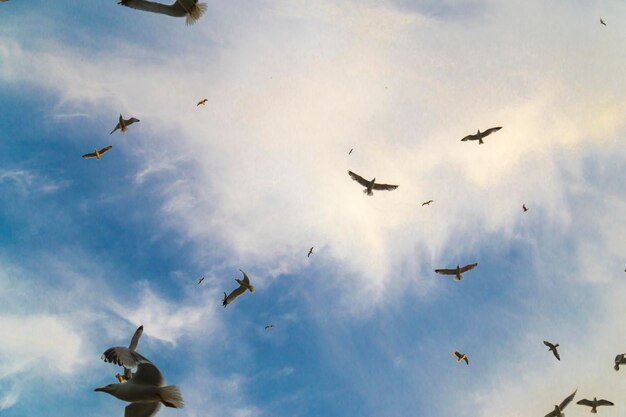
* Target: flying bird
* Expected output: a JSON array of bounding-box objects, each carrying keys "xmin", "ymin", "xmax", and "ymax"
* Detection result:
[
  {"xmin": 348, "ymin": 148, "xmax": 353, "ymax": 155},
  {"xmin": 543, "ymin": 341, "xmax": 560, "ymax": 361},
  {"xmin": 452, "ymin": 351, "xmax": 469, "ymax": 365},
  {"xmin": 118, "ymin": 0, "xmax": 207, "ymax": 25},
  {"xmin": 577, "ymin": 397, "xmax": 613, "ymax": 413},
  {"xmin": 112, "ymin": 325, "xmax": 144, "ymax": 383},
  {"xmin": 600, "ymin": 18, "xmax": 606, "ymax": 26},
  {"xmin": 435, "ymin": 263, "xmax": 478, "ymax": 281},
  {"xmin": 222, "ymin": 269, "xmax": 254, "ymax": 307},
  {"xmin": 197, "ymin": 98, "xmax": 208, "ymax": 106},
  {"xmin": 82, "ymin": 145, "xmax": 113, "ymax": 160},
  {"xmin": 347, "ymin": 171, "xmax": 398, "ymax": 196},
  {"xmin": 614, "ymin": 353, "xmax": 626, "ymax": 371},
  {"xmin": 110, "ymin": 114, "xmax": 140, "ymax": 135},
  {"xmin": 307, "ymin": 247, "xmax": 314, "ymax": 258},
  {"xmin": 97, "ymin": 347, "xmax": 183, "ymax": 416},
  {"xmin": 523, "ymin": 204, "xmax": 528, "ymax": 212},
  {"xmin": 461, "ymin": 127, "xmax": 502, "ymax": 144},
  {"xmin": 197, "ymin": 276, "xmax": 204, "ymax": 285},
  {"xmin": 422, "ymin": 200, "xmax": 433, "ymax": 206},
  {"xmin": 544, "ymin": 389, "xmax": 577, "ymax": 417},
  {"xmin": 265, "ymin": 325, "xmax": 274, "ymax": 330}
]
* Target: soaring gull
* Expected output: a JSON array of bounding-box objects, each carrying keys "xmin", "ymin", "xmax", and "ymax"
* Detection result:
[
  {"xmin": 118, "ymin": 0, "xmax": 208, "ymax": 25},
  {"xmin": 434, "ymin": 263, "xmax": 478, "ymax": 281},
  {"xmin": 223, "ymin": 269, "xmax": 254, "ymax": 307},
  {"xmin": 347, "ymin": 171, "xmax": 398, "ymax": 196},
  {"xmin": 110, "ymin": 114, "xmax": 140, "ymax": 135},
  {"xmin": 461, "ymin": 127, "xmax": 502, "ymax": 144},
  {"xmin": 82, "ymin": 145, "xmax": 112, "ymax": 160},
  {"xmin": 543, "ymin": 340, "xmax": 560, "ymax": 361},
  {"xmin": 544, "ymin": 390, "xmax": 576, "ymax": 417},
  {"xmin": 577, "ymin": 397, "xmax": 613, "ymax": 413},
  {"xmin": 452, "ymin": 351, "xmax": 469, "ymax": 365}
]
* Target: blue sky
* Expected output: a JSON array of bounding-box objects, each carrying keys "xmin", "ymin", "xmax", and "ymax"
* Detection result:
[{"xmin": 1, "ymin": 1, "xmax": 626, "ymax": 416}]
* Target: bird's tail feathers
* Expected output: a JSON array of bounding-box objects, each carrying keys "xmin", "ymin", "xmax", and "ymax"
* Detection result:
[
  {"xmin": 363, "ymin": 189, "xmax": 373, "ymax": 196},
  {"xmin": 159, "ymin": 385, "xmax": 184, "ymax": 408},
  {"xmin": 186, "ymin": 2, "xmax": 207, "ymax": 25},
  {"xmin": 591, "ymin": 408, "xmax": 597, "ymax": 413},
  {"xmin": 478, "ymin": 138, "xmax": 484, "ymax": 144}
]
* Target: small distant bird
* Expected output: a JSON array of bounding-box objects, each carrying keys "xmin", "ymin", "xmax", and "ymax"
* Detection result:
[
  {"xmin": 265, "ymin": 325, "xmax": 274, "ymax": 330},
  {"xmin": 222, "ymin": 269, "xmax": 254, "ymax": 307},
  {"xmin": 543, "ymin": 341, "xmax": 560, "ymax": 361},
  {"xmin": 544, "ymin": 390, "xmax": 577, "ymax": 417},
  {"xmin": 197, "ymin": 98, "xmax": 208, "ymax": 106},
  {"xmin": 82, "ymin": 145, "xmax": 113, "ymax": 160},
  {"xmin": 307, "ymin": 247, "xmax": 314, "ymax": 258},
  {"xmin": 614, "ymin": 353, "xmax": 626, "ymax": 371},
  {"xmin": 600, "ymin": 18, "xmax": 606, "ymax": 26},
  {"xmin": 435, "ymin": 263, "xmax": 478, "ymax": 281},
  {"xmin": 461, "ymin": 127, "xmax": 502, "ymax": 144},
  {"xmin": 452, "ymin": 351, "xmax": 469, "ymax": 365},
  {"xmin": 422, "ymin": 200, "xmax": 433, "ymax": 206},
  {"xmin": 523, "ymin": 204, "xmax": 528, "ymax": 212},
  {"xmin": 110, "ymin": 114, "xmax": 140, "ymax": 135},
  {"xmin": 348, "ymin": 148, "xmax": 353, "ymax": 155},
  {"xmin": 197, "ymin": 276, "xmax": 204, "ymax": 285},
  {"xmin": 347, "ymin": 171, "xmax": 399, "ymax": 196},
  {"xmin": 577, "ymin": 397, "xmax": 613, "ymax": 413},
  {"xmin": 118, "ymin": 0, "xmax": 208, "ymax": 25},
  {"xmin": 113, "ymin": 325, "xmax": 144, "ymax": 383}
]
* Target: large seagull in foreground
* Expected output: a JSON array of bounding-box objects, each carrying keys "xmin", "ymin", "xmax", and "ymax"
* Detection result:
[
  {"xmin": 223, "ymin": 270, "xmax": 254, "ymax": 307},
  {"xmin": 347, "ymin": 171, "xmax": 399, "ymax": 196},
  {"xmin": 118, "ymin": 0, "xmax": 207, "ymax": 25}
]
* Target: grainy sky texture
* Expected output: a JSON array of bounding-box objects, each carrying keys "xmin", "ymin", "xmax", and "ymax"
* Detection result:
[{"xmin": 1, "ymin": 1, "xmax": 626, "ymax": 416}]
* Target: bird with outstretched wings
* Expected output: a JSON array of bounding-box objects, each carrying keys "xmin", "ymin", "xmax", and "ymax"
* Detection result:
[
  {"xmin": 452, "ymin": 351, "xmax": 469, "ymax": 365},
  {"xmin": 461, "ymin": 127, "xmax": 502, "ymax": 144},
  {"xmin": 435, "ymin": 263, "xmax": 478, "ymax": 281},
  {"xmin": 543, "ymin": 341, "xmax": 560, "ymax": 360},
  {"xmin": 118, "ymin": 0, "xmax": 207, "ymax": 25},
  {"xmin": 544, "ymin": 390, "xmax": 577, "ymax": 417},
  {"xmin": 223, "ymin": 270, "xmax": 254, "ymax": 307},
  {"xmin": 82, "ymin": 145, "xmax": 113, "ymax": 160},
  {"xmin": 347, "ymin": 171, "xmax": 398, "ymax": 196},
  {"xmin": 577, "ymin": 397, "xmax": 613, "ymax": 413}
]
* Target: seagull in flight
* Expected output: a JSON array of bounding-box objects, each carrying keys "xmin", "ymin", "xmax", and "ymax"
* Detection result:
[
  {"xmin": 223, "ymin": 270, "xmax": 254, "ymax": 307},
  {"xmin": 600, "ymin": 18, "xmax": 606, "ymax": 26},
  {"xmin": 82, "ymin": 145, "xmax": 113, "ymax": 160},
  {"xmin": 197, "ymin": 276, "xmax": 204, "ymax": 285},
  {"xmin": 543, "ymin": 341, "xmax": 560, "ymax": 361},
  {"xmin": 347, "ymin": 171, "xmax": 398, "ymax": 196},
  {"xmin": 118, "ymin": 0, "xmax": 208, "ymax": 25},
  {"xmin": 461, "ymin": 127, "xmax": 502, "ymax": 144},
  {"xmin": 307, "ymin": 247, "xmax": 314, "ymax": 258},
  {"xmin": 577, "ymin": 397, "xmax": 613, "ymax": 413},
  {"xmin": 113, "ymin": 325, "xmax": 144, "ymax": 383},
  {"xmin": 97, "ymin": 346, "xmax": 184, "ymax": 416},
  {"xmin": 435, "ymin": 263, "xmax": 478, "ymax": 281},
  {"xmin": 422, "ymin": 200, "xmax": 433, "ymax": 206},
  {"xmin": 523, "ymin": 204, "xmax": 528, "ymax": 212},
  {"xmin": 544, "ymin": 390, "xmax": 577, "ymax": 417},
  {"xmin": 265, "ymin": 325, "xmax": 274, "ymax": 330},
  {"xmin": 348, "ymin": 148, "xmax": 353, "ymax": 155},
  {"xmin": 452, "ymin": 351, "xmax": 469, "ymax": 365},
  {"xmin": 614, "ymin": 353, "xmax": 626, "ymax": 371},
  {"xmin": 197, "ymin": 98, "xmax": 208, "ymax": 106},
  {"xmin": 110, "ymin": 114, "xmax": 140, "ymax": 135}
]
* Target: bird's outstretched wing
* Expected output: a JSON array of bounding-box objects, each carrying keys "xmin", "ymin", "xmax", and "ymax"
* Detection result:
[
  {"xmin": 347, "ymin": 171, "xmax": 370, "ymax": 187},
  {"xmin": 481, "ymin": 127, "xmax": 502, "ymax": 137},
  {"xmin": 130, "ymin": 361, "xmax": 164, "ymax": 386},
  {"xmin": 129, "ymin": 325, "xmax": 144, "ymax": 351},
  {"xmin": 223, "ymin": 286, "xmax": 246, "ymax": 306},
  {"xmin": 99, "ymin": 145, "xmax": 113, "ymax": 154},
  {"xmin": 82, "ymin": 151, "xmax": 97, "ymax": 158},
  {"xmin": 596, "ymin": 399, "xmax": 614, "ymax": 406},
  {"xmin": 372, "ymin": 183, "xmax": 399, "ymax": 191},
  {"xmin": 559, "ymin": 390, "xmax": 577, "ymax": 409},
  {"xmin": 459, "ymin": 263, "xmax": 478, "ymax": 273},
  {"xmin": 453, "ymin": 351, "xmax": 462, "ymax": 359},
  {"xmin": 576, "ymin": 399, "xmax": 593, "ymax": 407},
  {"xmin": 118, "ymin": 0, "xmax": 186, "ymax": 17},
  {"xmin": 552, "ymin": 349, "xmax": 560, "ymax": 360},
  {"xmin": 543, "ymin": 340, "xmax": 555, "ymax": 349},
  {"xmin": 101, "ymin": 346, "xmax": 150, "ymax": 368},
  {"xmin": 240, "ymin": 269, "xmax": 250, "ymax": 286},
  {"xmin": 461, "ymin": 133, "xmax": 477, "ymax": 142},
  {"xmin": 125, "ymin": 402, "xmax": 161, "ymax": 417},
  {"xmin": 435, "ymin": 268, "xmax": 456, "ymax": 275}
]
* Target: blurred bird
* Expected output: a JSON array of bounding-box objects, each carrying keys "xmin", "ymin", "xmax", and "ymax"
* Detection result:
[
  {"xmin": 577, "ymin": 397, "xmax": 613, "ymax": 413},
  {"xmin": 435, "ymin": 263, "xmax": 478, "ymax": 281},
  {"xmin": 113, "ymin": 325, "xmax": 144, "ymax": 383},
  {"xmin": 452, "ymin": 351, "xmax": 469, "ymax": 365},
  {"xmin": 97, "ymin": 347, "xmax": 183, "ymax": 416},
  {"xmin": 82, "ymin": 145, "xmax": 113, "ymax": 160},
  {"xmin": 347, "ymin": 171, "xmax": 398, "ymax": 196},
  {"xmin": 110, "ymin": 114, "xmax": 140, "ymax": 134},
  {"xmin": 197, "ymin": 276, "xmax": 204, "ymax": 285},
  {"xmin": 118, "ymin": 0, "xmax": 207, "ymax": 25},
  {"xmin": 422, "ymin": 200, "xmax": 433, "ymax": 206},
  {"xmin": 543, "ymin": 341, "xmax": 560, "ymax": 361},
  {"xmin": 614, "ymin": 353, "xmax": 626, "ymax": 371},
  {"xmin": 197, "ymin": 98, "xmax": 208, "ymax": 106},
  {"xmin": 544, "ymin": 390, "xmax": 577, "ymax": 417},
  {"xmin": 348, "ymin": 148, "xmax": 353, "ymax": 155},
  {"xmin": 222, "ymin": 270, "xmax": 254, "ymax": 307},
  {"xmin": 461, "ymin": 127, "xmax": 502, "ymax": 144},
  {"xmin": 265, "ymin": 325, "xmax": 274, "ymax": 330},
  {"xmin": 523, "ymin": 204, "xmax": 528, "ymax": 212},
  {"xmin": 308, "ymin": 247, "xmax": 314, "ymax": 258},
  {"xmin": 600, "ymin": 18, "xmax": 606, "ymax": 26}
]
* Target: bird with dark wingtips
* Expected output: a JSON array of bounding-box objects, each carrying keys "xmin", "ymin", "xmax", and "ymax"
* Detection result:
[
  {"xmin": 543, "ymin": 341, "xmax": 560, "ymax": 361},
  {"xmin": 452, "ymin": 351, "xmax": 469, "ymax": 365},
  {"xmin": 82, "ymin": 145, "xmax": 113, "ymax": 160},
  {"xmin": 112, "ymin": 325, "xmax": 144, "ymax": 383},
  {"xmin": 197, "ymin": 98, "xmax": 208, "ymax": 106},
  {"xmin": 222, "ymin": 270, "xmax": 254, "ymax": 307},
  {"xmin": 110, "ymin": 114, "xmax": 140, "ymax": 135},
  {"xmin": 577, "ymin": 397, "xmax": 613, "ymax": 413},
  {"xmin": 347, "ymin": 171, "xmax": 398, "ymax": 196},
  {"xmin": 523, "ymin": 204, "xmax": 528, "ymax": 212},
  {"xmin": 614, "ymin": 353, "xmax": 626, "ymax": 371},
  {"xmin": 461, "ymin": 127, "xmax": 502, "ymax": 144},
  {"xmin": 435, "ymin": 263, "xmax": 478, "ymax": 281},
  {"xmin": 118, "ymin": 0, "xmax": 207, "ymax": 25},
  {"xmin": 544, "ymin": 390, "xmax": 576, "ymax": 417},
  {"xmin": 422, "ymin": 200, "xmax": 433, "ymax": 206},
  {"xmin": 600, "ymin": 18, "xmax": 606, "ymax": 26},
  {"xmin": 307, "ymin": 247, "xmax": 314, "ymax": 258}
]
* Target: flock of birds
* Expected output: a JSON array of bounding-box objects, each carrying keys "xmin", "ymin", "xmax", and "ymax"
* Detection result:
[{"xmin": 2, "ymin": 0, "xmax": 618, "ymax": 416}]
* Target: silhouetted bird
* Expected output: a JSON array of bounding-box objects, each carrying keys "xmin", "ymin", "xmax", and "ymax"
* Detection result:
[
  {"xmin": 82, "ymin": 145, "xmax": 113, "ymax": 160},
  {"xmin": 307, "ymin": 247, "xmax": 314, "ymax": 258},
  {"xmin": 435, "ymin": 263, "xmax": 478, "ymax": 281},
  {"xmin": 544, "ymin": 390, "xmax": 577, "ymax": 417},
  {"xmin": 452, "ymin": 351, "xmax": 469, "ymax": 365},
  {"xmin": 222, "ymin": 270, "xmax": 254, "ymax": 307},
  {"xmin": 577, "ymin": 397, "xmax": 613, "ymax": 413},
  {"xmin": 600, "ymin": 18, "xmax": 606, "ymax": 26},
  {"xmin": 461, "ymin": 127, "xmax": 502, "ymax": 144},
  {"xmin": 347, "ymin": 171, "xmax": 398, "ymax": 196},
  {"xmin": 422, "ymin": 200, "xmax": 433, "ymax": 206},
  {"xmin": 197, "ymin": 276, "xmax": 204, "ymax": 285},
  {"xmin": 614, "ymin": 353, "xmax": 626, "ymax": 371},
  {"xmin": 197, "ymin": 99, "xmax": 208, "ymax": 106},
  {"xmin": 265, "ymin": 325, "xmax": 274, "ymax": 329},
  {"xmin": 110, "ymin": 114, "xmax": 140, "ymax": 134},
  {"xmin": 523, "ymin": 204, "xmax": 528, "ymax": 212},
  {"xmin": 118, "ymin": 0, "xmax": 207, "ymax": 25},
  {"xmin": 543, "ymin": 341, "xmax": 560, "ymax": 360},
  {"xmin": 348, "ymin": 148, "xmax": 353, "ymax": 155}
]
